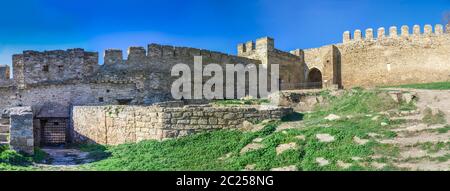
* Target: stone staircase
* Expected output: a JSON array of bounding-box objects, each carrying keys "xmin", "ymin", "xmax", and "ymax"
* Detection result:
[{"xmin": 0, "ymin": 117, "xmax": 10, "ymax": 145}]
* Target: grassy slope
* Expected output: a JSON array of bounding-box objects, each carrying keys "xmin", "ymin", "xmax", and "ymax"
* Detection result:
[
  {"xmin": 82, "ymin": 88, "xmax": 410, "ymax": 171},
  {"xmin": 385, "ymin": 81, "xmax": 450, "ymax": 90}
]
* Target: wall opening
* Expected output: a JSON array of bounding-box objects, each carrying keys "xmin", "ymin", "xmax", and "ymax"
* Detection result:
[
  {"xmin": 40, "ymin": 118, "xmax": 69, "ymax": 146},
  {"xmin": 307, "ymin": 68, "xmax": 323, "ymax": 89},
  {"xmin": 117, "ymin": 99, "xmax": 132, "ymax": 105},
  {"xmin": 43, "ymin": 65, "xmax": 49, "ymax": 72}
]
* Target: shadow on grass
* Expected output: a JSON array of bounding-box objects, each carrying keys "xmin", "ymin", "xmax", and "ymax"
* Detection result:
[
  {"xmin": 68, "ymin": 143, "xmax": 112, "ymax": 162},
  {"xmin": 281, "ymin": 112, "xmax": 304, "ymax": 122}
]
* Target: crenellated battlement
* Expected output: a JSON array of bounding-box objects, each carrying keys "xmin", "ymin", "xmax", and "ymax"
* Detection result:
[
  {"xmin": 343, "ymin": 24, "xmax": 449, "ymax": 43},
  {"xmin": 104, "ymin": 49, "xmax": 123, "ymax": 65},
  {"xmin": 102, "ymin": 43, "xmax": 261, "ymax": 68},
  {"xmin": 146, "ymin": 43, "xmax": 260, "ymax": 64},
  {"xmin": 237, "ymin": 37, "xmax": 275, "ymax": 55}
]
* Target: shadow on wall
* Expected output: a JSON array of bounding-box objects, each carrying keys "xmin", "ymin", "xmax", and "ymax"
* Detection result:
[{"xmin": 335, "ymin": 48, "xmax": 342, "ymax": 89}]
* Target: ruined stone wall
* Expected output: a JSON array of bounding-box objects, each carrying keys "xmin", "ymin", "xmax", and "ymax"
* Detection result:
[
  {"xmin": 270, "ymin": 49, "xmax": 305, "ymax": 89},
  {"xmin": 238, "ymin": 37, "xmax": 306, "ymax": 90},
  {"xmin": 304, "ymin": 24, "xmax": 450, "ymax": 88},
  {"xmin": 101, "ymin": 44, "xmax": 264, "ymax": 101},
  {"xmin": 13, "ymin": 49, "xmax": 98, "ymax": 88},
  {"xmin": 72, "ymin": 105, "xmax": 292, "ymax": 145},
  {"xmin": 0, "ymin": 82, "xmax": 139, "ymax": 119},
  {"xmin": 0, "ymin": 86, "xmax": 16, "ymax": 115},
  {"xmin": 9, "ymin": 107, "xmax": 34, "ymax": 154},
  {"xmin": 0, "ymin": 43, "xmax": 266, "ymax": 119}
]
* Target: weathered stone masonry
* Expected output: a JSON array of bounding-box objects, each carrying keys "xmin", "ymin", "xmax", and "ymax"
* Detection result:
[
  {"xmin": 0, "ymin": 23, "xmax": 448, "ymax": 153},
  {"xmin": 9, "ymin": 107, "xmax": 34, "ymax": 155},
  {"xmin": 305, "ymin": 24, "xmax": 450, "ymax": 88},
  {"xmin": 72, "ymin": 105, "xmax": 292, "ymax": 145}
]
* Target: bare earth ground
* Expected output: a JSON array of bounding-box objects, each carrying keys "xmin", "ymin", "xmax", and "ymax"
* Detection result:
[
  {"xmin": 374, "ymin": 89, "xmax": 450, "ymax": 170},
  {"xmin": 34, "ymin": 147, "xmax": 92, "ymax": 171}
]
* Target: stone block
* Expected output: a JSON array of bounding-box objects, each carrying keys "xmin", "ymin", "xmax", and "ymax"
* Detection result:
[
  {"xmin": 9, "ymin": 107, "xmax": 34, "ymax": 155},
  {"xmin": 377, "ymin": 27, "xmax": 385, "ymax": 38},
  {"xmin": 343, "ymin": 31, "xmax": 351, "ymax": 43},
  {"xmin": 0, "ymin": 125, "xmax": 9, "ymax": 133}
]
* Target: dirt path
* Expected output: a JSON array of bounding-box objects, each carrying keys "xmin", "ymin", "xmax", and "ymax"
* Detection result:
[
  {"xmin": 34, "ymin": 147, "xmax": 93, "ymax": 171},
  {"xmin": 388, "ymin": 88, "xmax": 450, "ymax": 123},
  {"xmin": 376, "ymin": 88, "xmax": 450, "ymax": 171}
]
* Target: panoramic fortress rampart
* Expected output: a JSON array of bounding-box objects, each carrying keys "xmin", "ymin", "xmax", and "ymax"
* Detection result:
[{"xmin": 0, "ymin": 22, "xmax": 449, "ymax": 151}]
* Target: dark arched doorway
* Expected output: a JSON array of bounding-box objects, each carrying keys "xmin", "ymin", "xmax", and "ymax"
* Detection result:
[{"xmin": 307, "ymin": 68, "xmax": 323, "ymax": 89}]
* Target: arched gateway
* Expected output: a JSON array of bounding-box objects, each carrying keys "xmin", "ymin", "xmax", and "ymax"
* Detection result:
[{"xmin": 307, "ymin": 68, "xmax": 323, "ymax": 89}]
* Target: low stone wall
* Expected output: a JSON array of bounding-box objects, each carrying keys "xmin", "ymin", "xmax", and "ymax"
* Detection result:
[{"xmin": 72, "ymin": 105, "xmax": 292, "ymax": 145}]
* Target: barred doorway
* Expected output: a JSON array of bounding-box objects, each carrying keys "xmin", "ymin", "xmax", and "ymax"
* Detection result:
[
  {"xmin": 307, "ymin": 68, "xmax": 323, "ymax": 89},
  {"xmin": 41, "ymin": 118, "xmax": 68, "ymax": 145}
]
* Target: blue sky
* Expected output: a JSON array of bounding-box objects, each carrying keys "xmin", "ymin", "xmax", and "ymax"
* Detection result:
[{"xmin": 0, "ymin": 0, "xmax": 449, "ymax": 65}]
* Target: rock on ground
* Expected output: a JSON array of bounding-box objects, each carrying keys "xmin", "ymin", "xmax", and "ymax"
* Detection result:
[
  {"xmin": 325, "ymin": 114, "xmax": 341, "ymax": 121},
  {"xmin": 337, "ymin": 160, "xmax": 352, "ymax": 169},
  {"xmin": 218, "ymin": 152, "xmax": 232, "ymax": 160},
  {"xmin": 240, "ymin": 143, "xmax": 264, "ymax": 154},
  {"xmin": 316, "ymin": 134, "xmax": 335, "ymax": 142},
  {"xmin": 353, "ymin": 136, "xmax": 369, "ymax": 145},
  {"xmin": 241, "ymin": 121, "xmax": 266, "ymax": 132},
  {"xmin": 296, "ymin": 135, "xmax": 306, "ymax": 140},
  {"xmin": 271, "ymin": 165, "xmax": 298, "ymax": 171},
  {"xmin": 315, "ymin": 157, "xmax": 330, "ymax": 166},
  {"xmin": 371, "ymin": 162, "xmax": 387, "ymax": 169},
  {"xmin": 244, "ymin": 164, "xmax": 256, "ymax": 171},
  {"xmin": 275, "ymin": 142, "xmax": 297, "ymax": 155},
  {"xmin": 252, "ymin": 137, "xmax": 264, "ymax": 143},
  {"xmin": 276, "ymin": 121, "xmax": 304, "ymax": 132}
]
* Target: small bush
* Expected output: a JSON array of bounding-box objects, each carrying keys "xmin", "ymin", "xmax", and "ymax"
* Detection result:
[{"xmin": 0, "ymin": 150, "xmax": 31, "ymax": 166}]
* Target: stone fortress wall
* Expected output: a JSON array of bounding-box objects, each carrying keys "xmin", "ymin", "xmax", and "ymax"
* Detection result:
[
  {"xmin": 304, "ymin": 24, "xmax": 450, "ymax": 88},
  {"xmin": 0, "ymin": 22, "xmax": 449, "ymax": 152},
  {"xmin": 0, "ymin": 43, "xmax": 268, "ymax": 116}
]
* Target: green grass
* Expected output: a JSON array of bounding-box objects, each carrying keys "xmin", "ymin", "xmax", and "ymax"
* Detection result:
[
  {"xmin": 313, "ymin": 88, "xmax": 400, "ymax": 115},
  {"xmin": 385, "ymin": 81, "xmax": 450, "ymax": 90},
  {"xmin": 0, "ymin": 145, "xmax": 40, "ymax": 171},
  {"xmin": 85, "ymin": 120, "xmax": 385, "ymax": 171}
]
